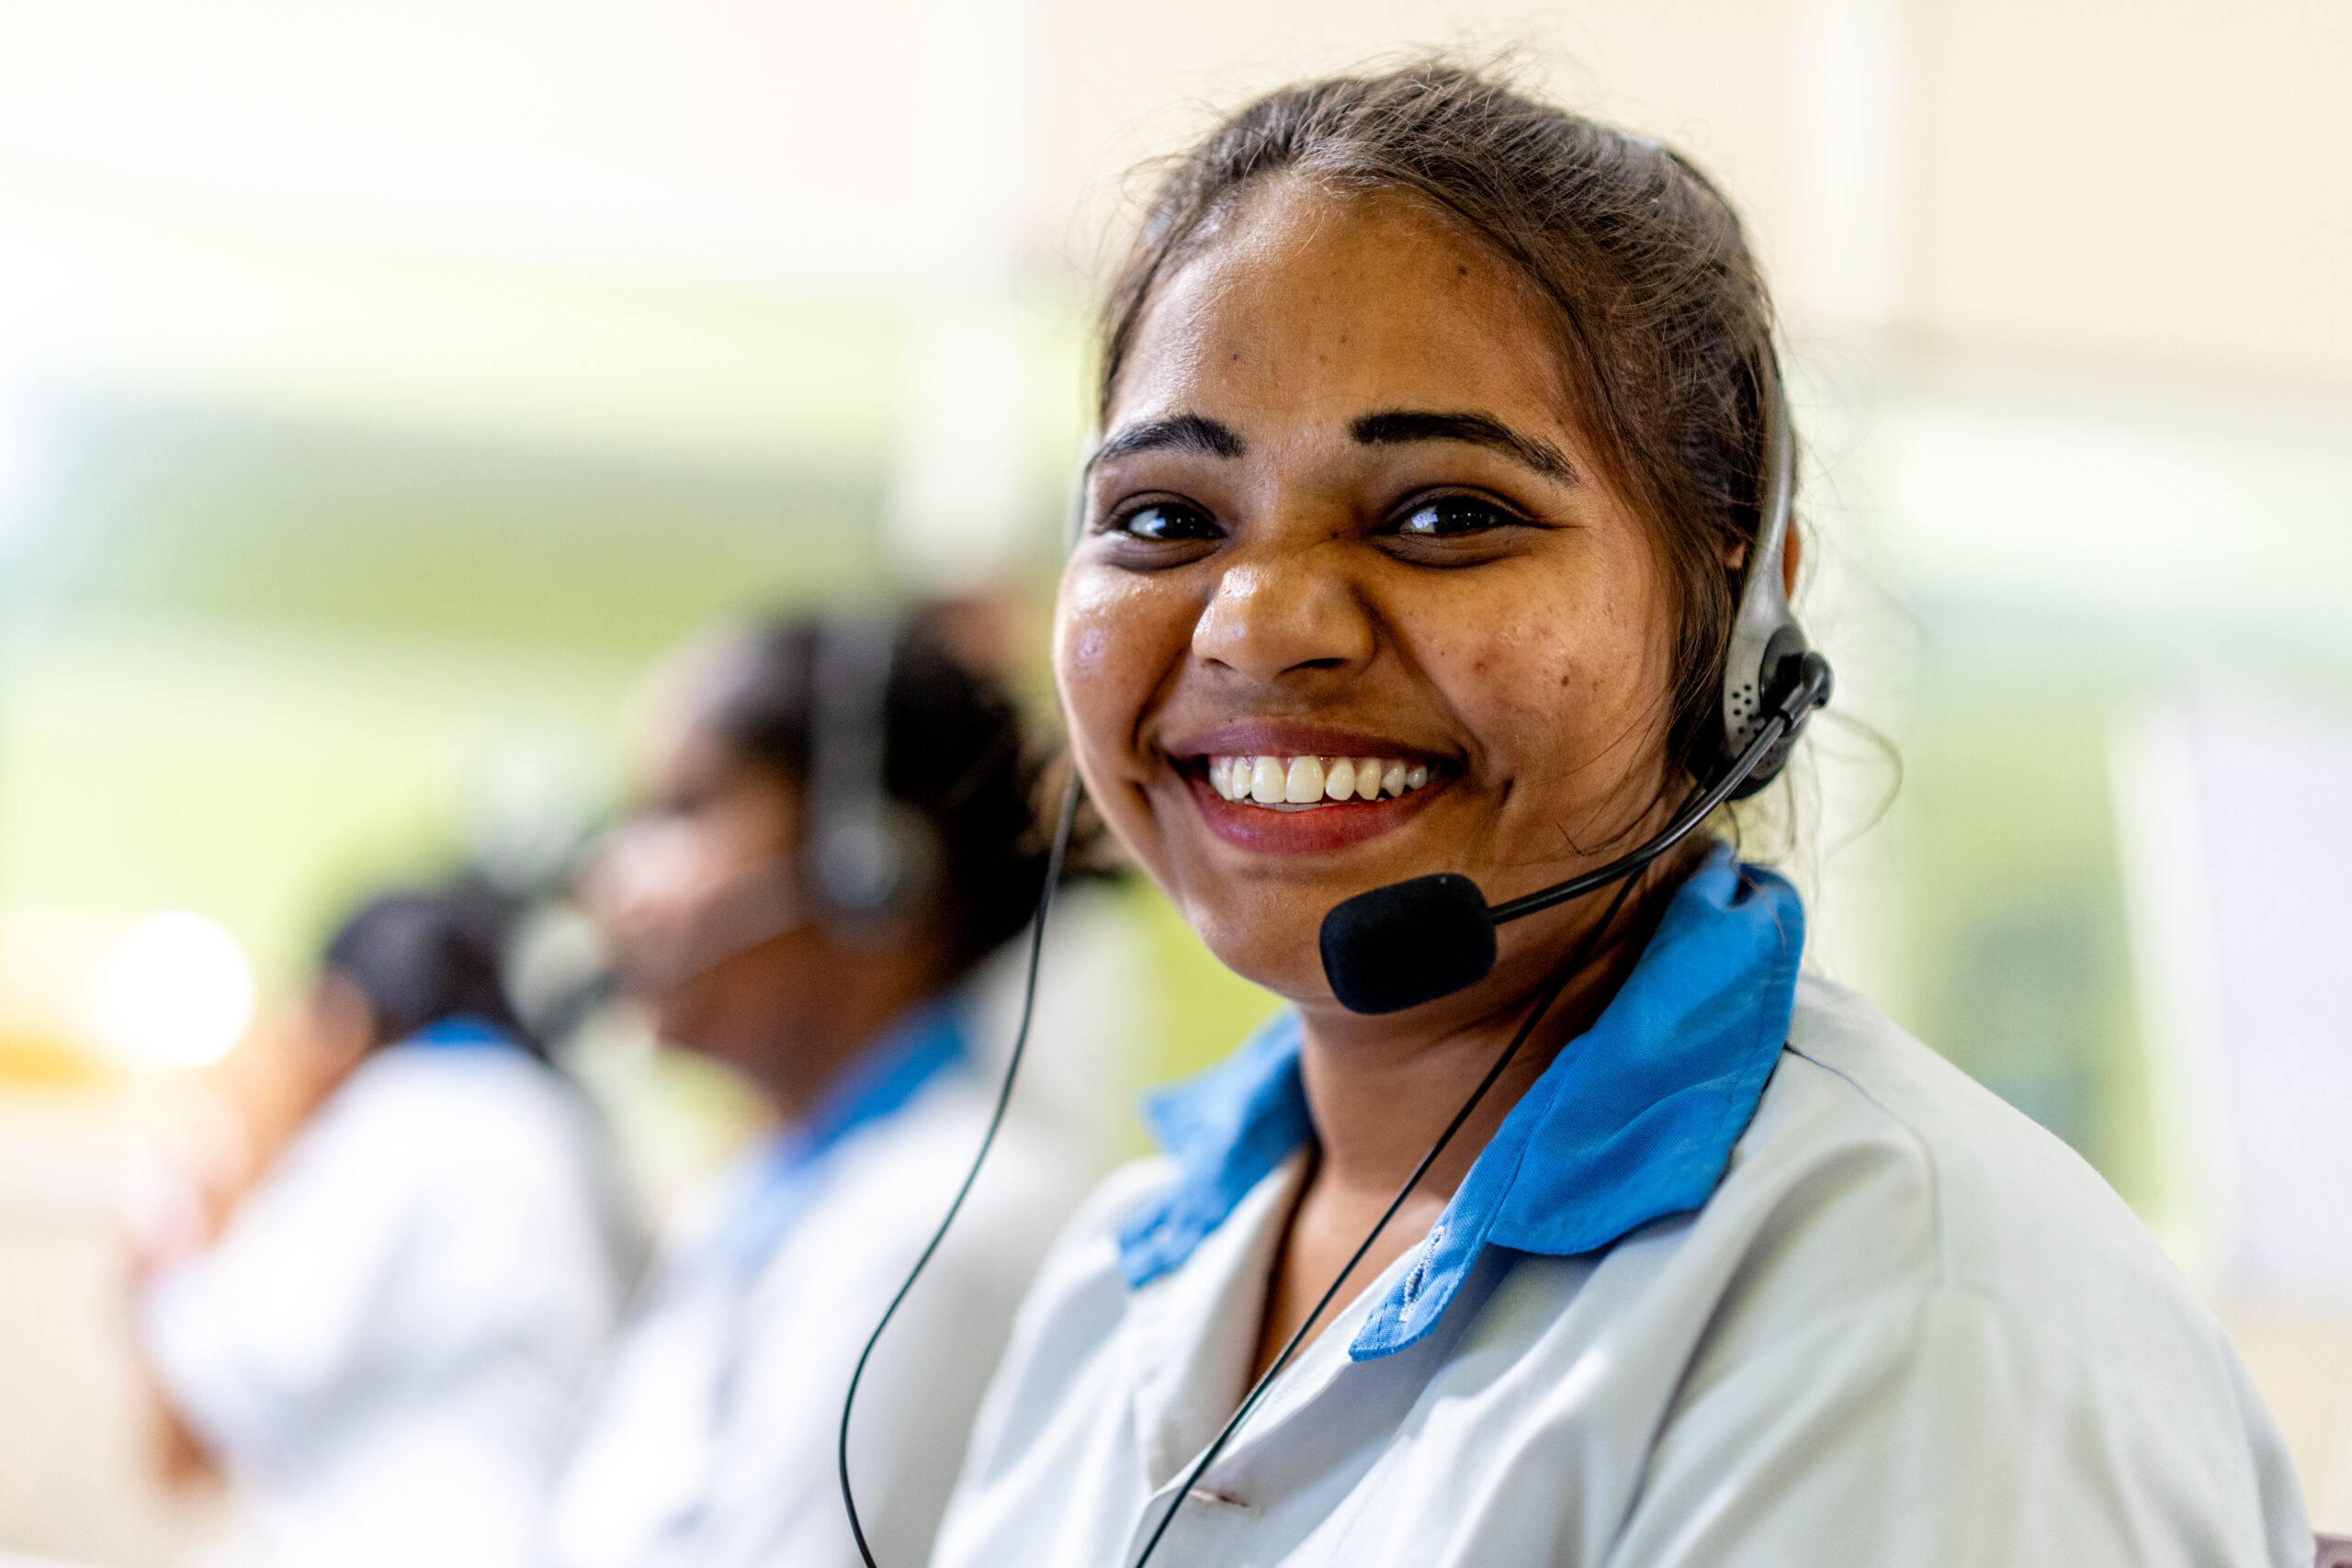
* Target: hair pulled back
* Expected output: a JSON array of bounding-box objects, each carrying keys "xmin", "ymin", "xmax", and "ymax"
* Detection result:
[
  {"xmin": 322, "ymin": 883, "xmax": 539, "ymax": 1056},
  {"xmin": 1101, "ymin": 62, "xmax": 1790, "ymax": 782}
]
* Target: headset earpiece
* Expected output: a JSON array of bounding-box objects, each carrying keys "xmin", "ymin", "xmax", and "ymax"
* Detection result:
[
  {"xmin": 806, "ymin": 615, "xmax": 940, "ymax": 929},
  {"xmin": 1717, "ymin": 360, "xmax": 1821, "ymax": 802}
]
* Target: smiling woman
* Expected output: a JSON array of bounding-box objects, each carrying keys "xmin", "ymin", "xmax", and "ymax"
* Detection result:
[
  {"xmin": 1065, "ymin": 185, "xmax": 1684, "ymax": 953},
  {"xmin": 926, "ymin": 62, "xmax": 2311, "ymax": 1568}
]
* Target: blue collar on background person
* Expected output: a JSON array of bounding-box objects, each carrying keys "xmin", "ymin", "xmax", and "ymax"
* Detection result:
[
  {"xmin": 705, "ymin": 1001, "xmax": 968, "ymax": 1280},
  {"xmin": 407, "ymin": 1015, "xmax": 525, "ymax": 1050},
  {"xmin": 1114, "ymin": 842, "xmax": 1805, "ymax": 1361}
]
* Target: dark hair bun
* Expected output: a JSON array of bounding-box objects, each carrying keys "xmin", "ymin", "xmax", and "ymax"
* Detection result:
[{"xmin": 322, "ymin": 881, "xmax": 537, "ymax": 1055}]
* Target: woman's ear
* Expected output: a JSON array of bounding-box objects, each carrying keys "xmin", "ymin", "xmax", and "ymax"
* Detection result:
[{"xmin": 1720, "ymin": 522, "xmax": 1801, "ymax": 602}]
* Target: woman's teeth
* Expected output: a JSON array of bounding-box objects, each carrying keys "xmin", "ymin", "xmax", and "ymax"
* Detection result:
[{"xmin": 1203, "ymin": 754, "xmax": 1433, "ymax": 808}]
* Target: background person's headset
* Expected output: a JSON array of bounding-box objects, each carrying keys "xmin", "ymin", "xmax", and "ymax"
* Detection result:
[
  {"xmin": 805, "ymin": 614, "xmax": 940, "ymax": 930},
  {"xmin": 592, "ymin": 613, "xmax": 943, "ymax": 999},
  {"xmin": 839, "ymin": 355, "xmax": 1832, "ymax": 1568}
]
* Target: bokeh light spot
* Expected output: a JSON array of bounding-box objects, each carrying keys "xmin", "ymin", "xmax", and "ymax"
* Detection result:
[{"xmin": 97, "ymin": 911, "xmax": 255, "ymax": 1068}]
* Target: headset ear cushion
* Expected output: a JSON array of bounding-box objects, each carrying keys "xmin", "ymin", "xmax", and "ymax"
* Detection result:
[{"xmin": 809, "ymin": 801, "xmax": 940, "ymax": 926}]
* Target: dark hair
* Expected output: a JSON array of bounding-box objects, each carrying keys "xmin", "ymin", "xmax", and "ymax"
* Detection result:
[
  {"xmin": 703, "ymin": 608, "xmax": 1051, "ymax": 976},
  {"xmin": 321, "ymin": 881, "xmax": 538, "ymax": 1055},
  {"xmin": 1102, "ymin": 62, "xmax": 1787, "ymax": 784}
]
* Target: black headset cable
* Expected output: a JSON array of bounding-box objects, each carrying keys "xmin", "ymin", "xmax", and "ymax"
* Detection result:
[{"xmin": 838, "ymin": 767, "xmax": 1085, "ymax": 1568}]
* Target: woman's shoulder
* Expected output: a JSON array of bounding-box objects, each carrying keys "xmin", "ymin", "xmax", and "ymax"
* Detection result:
[
  {"xmin": 920, "ymin": 1148, "xmax": 1172, "ymax": 1301},
  {"xmin": 819, "ymin": 1070, "xmax": 1098, "ymax": 1232},
  {"xmin": 979, "ymin": 1156, "xmax": 1180, "ymax": 1338},
  {"xmin": 344, "ymin": 1032, "xmax": 551, "ymax": 1093},
  {"xmin": 1710, "ymin": 975, "xmax": 2231, "ymax": 1372},
  {"xmin": 759, "ymin": 1076, "xmax": 1102, "ymax": 1314},
  {"xmin": 319, "ymin": 1041, "xmax": 595, "ymax": 1185},
  {"xmin": 1597, "ymin": 976, "xmax": 2308, "ymax": 1563},
  {"xmin": 1052, "ymin": 1156, "xmax": 1184, "ymax": 1261}
]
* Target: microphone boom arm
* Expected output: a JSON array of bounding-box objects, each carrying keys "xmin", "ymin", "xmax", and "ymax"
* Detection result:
[{"xmin": 1487, "ymin": 649, "xmax": 1829, "ymax": 930}]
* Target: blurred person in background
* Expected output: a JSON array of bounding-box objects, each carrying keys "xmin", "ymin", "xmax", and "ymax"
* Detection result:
[
  {"xmin": 127, "ymin": 883, "xmax": 631, "ymax": 1568},
  {"xmin": 537, "ymin": 608, "xmax": 1091, "ymax": 1568}
]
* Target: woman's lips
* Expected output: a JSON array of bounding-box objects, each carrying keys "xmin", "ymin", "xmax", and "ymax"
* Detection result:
[
  {"xmin": 1180, "ymin": 762, "xmax": 1446, "ymax": 853},
  {"xmin": 1161, "ymin": 726, "xmax": 1454, "ymax": 853}
]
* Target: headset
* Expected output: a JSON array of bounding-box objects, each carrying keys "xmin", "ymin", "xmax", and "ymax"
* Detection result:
[
  {"xmin": 805, "ymin": 614, "xmax": 940, "ymax": 929},
  {"xmin": 606, "ymin": 614, "xmax": 942, "ymax": 997},
  {"xmin": 839, "ymin": 354, "xmax": 1831, "ymax": 1568}
]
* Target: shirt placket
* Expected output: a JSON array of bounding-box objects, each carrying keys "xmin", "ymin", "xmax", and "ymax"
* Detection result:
[
  {"xmin": 1122, "ymin": 1156, "xmax": 1305, "ymax": 1483},
  {"xmin": 1130, "ymin": 1330, "xmax": 1374, "ymax": 1553},
  {"xmin": 1121, "ymin": 1240, "xmax": 1424, "ymax": 1567}
]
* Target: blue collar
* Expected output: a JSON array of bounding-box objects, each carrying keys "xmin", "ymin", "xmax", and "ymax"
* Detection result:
[
  {"xmin": 707, "ymin": 1002, "xmax": 967, "ymax": 1278},
  {"xmin": 1115, "ymin": 843, "xmax": 1804, "ymax": 1361},
  {"xmin": 407, "ymin": 1015, "xmax": 524, "ymax": 1051}
]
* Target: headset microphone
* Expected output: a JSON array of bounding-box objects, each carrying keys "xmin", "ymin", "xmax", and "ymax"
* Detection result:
[
  {"xmin": 1317, "ymin": 369, "xmax": 1832, "ymax": 1016},
  {"xmin": 1319, "ymin": 651, "xmax": 1828, "ymax": 1013}
]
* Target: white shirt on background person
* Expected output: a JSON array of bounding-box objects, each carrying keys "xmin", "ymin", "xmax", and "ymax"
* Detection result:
[
  {"xmin": 140, "ymin": 1021, "xmax": 629, "ymax": 1568},
  {"xmin": 537, "ymin": 1002, "xmax": 1088, "ymax": 1568},
  {"xmin": 931, "ymin": 848, "xmax": 2309, "ymax": 1568}
]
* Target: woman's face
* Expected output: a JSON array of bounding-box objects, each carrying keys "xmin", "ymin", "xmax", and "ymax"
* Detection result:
[
  {"xmin": 582, "ymin": 712, "xmax": 819, "ymax": 1067},
  {"xmin": 1058, "ymin": 180, "xmax": 1681, "ymax": 1010}
]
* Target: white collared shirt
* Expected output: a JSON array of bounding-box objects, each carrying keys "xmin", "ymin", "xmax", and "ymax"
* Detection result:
[
  {"xmin": 933, "ymin": 977, "xmax": 2309, "ymax": 1568},
  {"xmin": 539, "ymin": 1065, "xmax": 1086, "ymax": 1568},
  {"xmin": 140, "ymin": 1036, "xmax": 628, "ymax": 1568}
]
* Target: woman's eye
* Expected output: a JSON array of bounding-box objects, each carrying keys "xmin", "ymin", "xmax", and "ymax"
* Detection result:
[
  {"xmin": 1112, "ymin": 502, "xmax": 1218, "ymax": 542},
  {"xmin": 1394, "ymin": 496, "xmax": 1517, "ymax": 537}
]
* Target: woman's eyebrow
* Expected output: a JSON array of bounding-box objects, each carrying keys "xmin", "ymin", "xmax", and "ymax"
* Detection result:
[
  {"xmin": 1090, "ymin": 412, "xmax": 1246, "ymax": 468},
  {"xmin": 1350, "ymin": 409, "xmax": 1579, "ymax": 484}
]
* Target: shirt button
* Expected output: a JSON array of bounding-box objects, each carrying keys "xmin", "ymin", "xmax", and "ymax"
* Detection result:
[{"xmin": 1187, "ymin": 1485, "xmax": 1248, "ymax": 1509}]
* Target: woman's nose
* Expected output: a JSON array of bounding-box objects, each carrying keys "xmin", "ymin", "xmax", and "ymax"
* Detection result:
[{"xmin": 1191, "ymin": 542, "xmax": 1374, "ymax": 683}]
